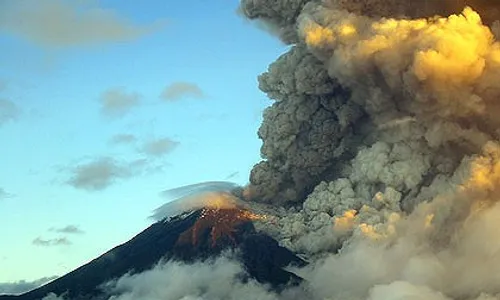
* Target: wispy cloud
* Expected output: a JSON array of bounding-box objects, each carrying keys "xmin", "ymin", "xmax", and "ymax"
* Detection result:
[
  {"xmin": 141, "ymin": 137, "xmax": 179, "ymax": 157},
  {"xmin": 225, "ymin": 171, "xmax": 240, "ymax": 180},
  {"xmin": 32, "ymin": 237, "xmax": 72, "ymax": 247},
  {"xmin": 161, "ymin": 82, "xmax": 205, "ymax": 101},
  {"xmin": 109, "ymin": 134, "xmax": 137, "ymax": 145},
  {"xmin": 0, "ymin": 0, "xmax": 164, "ymax": 48},
  {"xmin": 49, "ymin": 225, "xmax": 85, "ymax": 235},
  {"xmin": 110, "ymin": 134, "xmax": 179, "ymax": 158},
  {"xmin": 0, "ymin": 99, "xmax": 21, "ymax": 126},
  {"xmin": 66, "ymin": 157, "xmax": 132, "ymax": 191},
  {"xmin": 99, "ymin": 88, "xmax": 140, "ymax": 118},
  {"xmin": 0, "ymin": 188, "xmax": 13, "ymax": 200},
  {"xmin": 0, "ymin": 276, "xmax": 58, "ymax": 295}
]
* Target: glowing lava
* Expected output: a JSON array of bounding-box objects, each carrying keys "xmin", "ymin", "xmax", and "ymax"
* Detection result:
[
  {"xmin": 171, "ymin": 191, "xmax": 267, "ymax": 248},
  {"xmin": 175, "ymin": 208, "xmax": 266, "ymax": 248}
]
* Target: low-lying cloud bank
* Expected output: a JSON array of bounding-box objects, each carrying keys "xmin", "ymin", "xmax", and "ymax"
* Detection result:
[{"xmin": 0, "ymin": 276, "xmax": 58, "ymax": 295}]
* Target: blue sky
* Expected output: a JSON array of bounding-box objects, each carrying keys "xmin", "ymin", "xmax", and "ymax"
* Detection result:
[{"xmin": 0, "ymin": 0, "xmax": 286, "ymax": 287}]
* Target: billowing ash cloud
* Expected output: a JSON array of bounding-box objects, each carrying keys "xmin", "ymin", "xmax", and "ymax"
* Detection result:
[
  {"xmin": 238, "ymin": 0, "xmax": 310, "ymax": 43},
  {"xmin": 241, "ymin": 0, "xmax": 500, "ymax": 204},
  {"xmin": 231, "ymin": 0, "xmax": 500, "ymax": 299}
]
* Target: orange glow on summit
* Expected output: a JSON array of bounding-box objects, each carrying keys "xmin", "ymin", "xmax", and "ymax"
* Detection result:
[{"xmin": 174, "ymin": 192, "xmax": 267, "ymax": 248}]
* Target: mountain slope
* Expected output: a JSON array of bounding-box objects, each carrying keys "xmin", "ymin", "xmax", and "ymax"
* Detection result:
[{"xmin": 1, "ymin": 208, "xmax": 304, "ymax": 300}]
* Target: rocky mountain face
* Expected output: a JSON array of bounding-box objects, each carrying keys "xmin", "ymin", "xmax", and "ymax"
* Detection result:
[{"xmin": 0, "ymin": 208, "xmax": 304, "ymax": 300}]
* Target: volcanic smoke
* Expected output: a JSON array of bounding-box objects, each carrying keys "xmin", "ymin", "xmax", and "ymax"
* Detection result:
[{"xmin": 233, "ymin": 0, "xmax": 500, "ymax": 299}]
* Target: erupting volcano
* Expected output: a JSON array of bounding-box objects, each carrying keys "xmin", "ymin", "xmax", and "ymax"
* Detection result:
[
  {"xmin": 0, "ymin": 187, "xmax": 304, "ymax": 300},
  {"xmin": 6, "ymin": 0, "xmax": 500, "ymax": 299}
]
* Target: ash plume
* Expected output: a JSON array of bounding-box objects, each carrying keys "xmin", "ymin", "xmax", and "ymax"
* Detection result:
[
  {"xmin": 235, "ymin": 0, "xmax": 500, "ymax": 299},
  {"xmin": 241, "ymin": 0, "xmax": 500, "ymax": 205}
]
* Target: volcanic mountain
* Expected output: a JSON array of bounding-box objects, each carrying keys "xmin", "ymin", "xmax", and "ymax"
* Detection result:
[{"xmin": 0, "ymin": 189, "xmax": 304, "ymax": 300}]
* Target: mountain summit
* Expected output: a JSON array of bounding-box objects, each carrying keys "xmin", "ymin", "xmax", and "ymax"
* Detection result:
[{"xmin": 1, "ymin": 189, "xmax": 304, "ymax": 300}]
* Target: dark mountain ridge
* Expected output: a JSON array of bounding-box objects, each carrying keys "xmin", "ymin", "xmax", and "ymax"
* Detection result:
[{"xmin": 1, "ymin": 208, "xmax": 305, "ymax": 300}]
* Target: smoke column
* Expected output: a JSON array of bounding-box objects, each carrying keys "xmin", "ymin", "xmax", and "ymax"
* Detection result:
[{"xmin": 237, "ymin": 0, "xmax": 500, "ymax": 299}]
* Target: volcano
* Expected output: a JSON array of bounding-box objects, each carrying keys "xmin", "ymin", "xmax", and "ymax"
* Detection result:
[{"xmin": 0, "ymin": 203, "xmax": 305, "ymax": 300}]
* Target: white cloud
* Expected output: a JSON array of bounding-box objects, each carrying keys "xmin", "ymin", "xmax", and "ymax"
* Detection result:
[
  {"xmin": 103, "ymin": 255, "xmax": 290, "ymax": 300},
  {"xmin": 42, "ymin": 292, "xmax": 66, "ymax": 300},
  {"xmin": 0, "ymin": 276, "xmax": 58, "ymax": 295}
]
